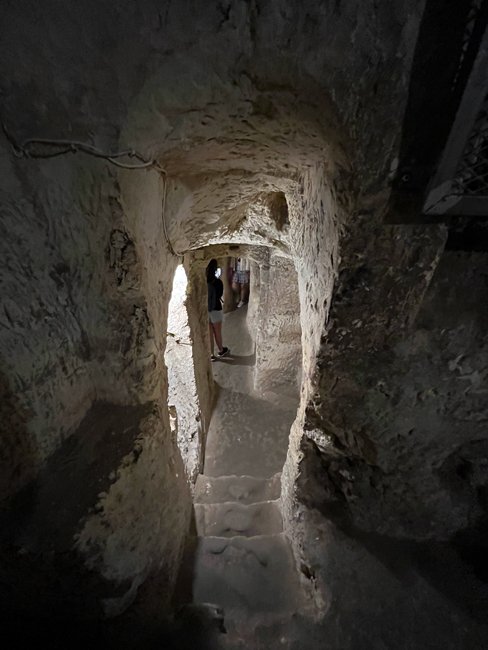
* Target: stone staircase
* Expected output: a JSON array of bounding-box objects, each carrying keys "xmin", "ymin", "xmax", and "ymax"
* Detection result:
[
  {"xmin": 194, "ymin": 472, "xmax": 281, "ymax": 505},
  {"xmin": 179, "ymin": 307, "xmax": 309, "ymax": 648},
  {"xmin": 191, "ymin": 473, "xmax": 306, "ymax": 649}
]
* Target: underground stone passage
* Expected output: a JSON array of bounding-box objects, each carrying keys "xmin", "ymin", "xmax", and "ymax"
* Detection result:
[
  {"xmin": 175, "ymin": 290, "xmax": 305, "ymax": 646},
  {"xmin": 1, "ymin": 1, "xmax": 488, "ymax": 648}
]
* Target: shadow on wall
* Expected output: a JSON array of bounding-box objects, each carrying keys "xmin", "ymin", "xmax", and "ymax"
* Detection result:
[
  {"xmin": 0, "ymin": 393, "xmax": 217, "ymax": 647},
  {"xmin": 297, "ymin": 436, "xmax": 488, "ymax": 626},
  {"xmin": 0, "ymin": 370, "xmax": 39, "ymax": 502},
  {"xmin": 166, "ymin": 503, "xmax": 228, "ymax": 649},
  {"xmin": 0, "ymin": 400, "xmax": 153, "ymax": 622}
]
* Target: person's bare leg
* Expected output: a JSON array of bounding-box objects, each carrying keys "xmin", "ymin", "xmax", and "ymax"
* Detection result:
[
  {"xmin": 213, "ymin": 321, "xmax": 223, "ymax": 352},
  {"xmin": 208, "ymin": 321, "xmax": 215, "ymax": 356},
  {"xmin": 232, "ymin": 281, "xmax": 239, "ymax": 308}
]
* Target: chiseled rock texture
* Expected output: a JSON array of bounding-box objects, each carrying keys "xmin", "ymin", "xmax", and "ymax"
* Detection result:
[
  {"xmin": 1, "ymin": 0, "xmax": 487, "ymax": 646},
  {"xmin": 284, "ymin": 221, "xmax": 488, "ymax": 647},
  {"xmin": 251, "ymin": 253, "xmax": 302, "ymax": 401},
  {"xmin": 165, "ymin": 265, "xmax": 206, "ymax": 485}
]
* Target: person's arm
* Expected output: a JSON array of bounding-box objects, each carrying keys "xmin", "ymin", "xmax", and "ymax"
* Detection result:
[{"xmin": 216, "ymin": 279, "xmax": 224, "ymax": 303}]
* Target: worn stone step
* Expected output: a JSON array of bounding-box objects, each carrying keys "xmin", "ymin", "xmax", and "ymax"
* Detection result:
[
  {"xmin": 216, "ymin": 613, "xmax": 317, "ymax": 650},
  {"xmin": 203, "ymin": 387, "xmax": 294, "ymax": 477},
  {"xmin": 194, "ymin": 473, "xmax": 281, "ymax": 505},
  {"xmin": 192, "ymin": 533, "xmax": 302, "ymax": 615},
  {"xmin": 194, "ymin": 500, "xmax": 282, "ymax": 537}
]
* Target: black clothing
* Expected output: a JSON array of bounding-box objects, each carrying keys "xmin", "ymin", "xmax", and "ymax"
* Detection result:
[{"xmin": 207, "ymin": 278, "xmax": 223, "ymax": 311}]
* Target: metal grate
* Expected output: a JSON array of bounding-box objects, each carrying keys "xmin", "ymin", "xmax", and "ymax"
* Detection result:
[
  {"xmin": 451, "ymin": 0, "xmax": 484, "ymax": 91},
  {"xmin": 453, "ymin": 92, "xmax": 488, "ymax": 196},
  {"xmin": 422, "ymin": 8, "xmax": 488, "ymax": 216}
]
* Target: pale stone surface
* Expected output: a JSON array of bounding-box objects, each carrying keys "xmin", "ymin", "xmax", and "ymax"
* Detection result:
[
  {"xmin": 204, "ymin": 385, "xmax": 293, "ymax": 478},
  {"xmin": 165, "ymin": 264, "xmax": 204, "ymax": 483},
  {"xmin": 194, "ymin": 474, "xmax": 281, "ymax": 506},
  {"xmin": 194, "ymin": 501, "xmax": 283, "ymax": 538},
  {"xmin": 253, "ymin": 254, "xmax": 301, "ymax": 400}
]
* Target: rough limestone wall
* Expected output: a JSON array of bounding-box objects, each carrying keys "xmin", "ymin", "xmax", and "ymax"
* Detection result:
[
  {"xmin": 246, "ymin": 260, "xmax": 262, "ymax": 342},
  {"xmin": 412, "ymin": 251, "xmax": 488, "ymax": 539},
  {"xmin": 115, "ymin": 0, "xmax": 419, "ymax": 257},
  {"xmin": 184, "ymin": 255, "xmax": 215, "ymax": 451},
  {"xmin": 281, "ymin": 165, "xmax": 343, "ymax": 514},
  {"xmin": 296, "ymin": 220, "xmax": 446, "ymax": 532},
  {"xmin": 54, "ymin": 170, "xmax": 192, "ymax": 617},
  {"xmin": 165, "ymin": 264, "xmax": 204, "ymax": 484},
  {"xmin": 71, "ymin": 169, "xmax": 192, "ymax": 617},
  {"xmin": 0, "ymin": 144, "xmax": 182, "ymax": 491},
  {"xmin": 83, "ymin": 169, "xmax": 192, "ymax": 614},
  {"xmin": 0, "ymin": 146, "xmax": 120, "ymax": 498},
  {"xmin": 253, "ymin": 254, "xmax": 302, "ymax": 399},
  {"xmin": 287, "ymin": 215, "xmax": 488, "ymax": 646},
  {"xmin": 300, "ymin": 235, "xmax": 488, "ymax": 540},
  {"xmin": 0, "ymin": 148, "xmax": 192, "ymax": 618}
]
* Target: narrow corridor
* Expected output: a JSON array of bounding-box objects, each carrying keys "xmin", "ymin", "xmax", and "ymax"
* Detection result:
[
  {"xmin": 3, "ymin": 4, "xmax": 488, "ymax": 648},
  {"xmin": 190, "ymin": 306, "xmax": 306, "ymax": 648}
]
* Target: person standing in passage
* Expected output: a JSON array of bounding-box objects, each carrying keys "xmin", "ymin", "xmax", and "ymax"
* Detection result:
[
  {"xmin": 231, "ymin": 257, "xmax": 250, "ymax": 308},
  {"xmin": 207, "ymin": 259, "xmax": 230, "ymax": 361}
]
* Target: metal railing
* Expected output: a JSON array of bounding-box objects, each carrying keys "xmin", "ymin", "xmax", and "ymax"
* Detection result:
[{"xmin": 453, "ymin": 91, "xmax": 488, "ymax": 197}]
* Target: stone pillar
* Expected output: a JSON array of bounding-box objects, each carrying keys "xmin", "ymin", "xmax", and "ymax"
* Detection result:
[
  {"xmin": 253, "ymin": 255, "xmax": 302, "ymax": 400},
  {"xmin": 221, "ymin": 256, "xmax": 234, "ymax": 313},
  {"xmin": 246, "ymin": 260, "xmax": 261, "ymax": 340},
  {"xmin": 165, "ymin": 265, "xmax": 205, "ymax": 485},
  {"xmin": 184, "ymin": 256, "xmax": 215, "ymax": 455}
]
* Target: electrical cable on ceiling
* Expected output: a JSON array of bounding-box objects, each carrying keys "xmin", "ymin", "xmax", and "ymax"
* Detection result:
[{"xmin": 1, "ymin": 120, "xmax": 183, "ymax": 257}]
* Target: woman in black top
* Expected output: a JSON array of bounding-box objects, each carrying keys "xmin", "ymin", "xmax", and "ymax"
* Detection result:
[{"xmin": 206, "ymin": 259, "xmax": 230, "ymax": 361}]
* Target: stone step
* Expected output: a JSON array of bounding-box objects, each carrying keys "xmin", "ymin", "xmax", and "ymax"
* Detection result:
[
  {"xmin": 194, "ymin": 500, "xmax": 283, "ymax": 538},
  {"xmin": 194, "ymin": 473, "xmax": 281, "ymax": 505},
  {"xmin": 192, "ymin": 533, "xmax": 302, "ymax": 615},
  {"xmin": 217, "ymin": 613, "xmax": 316, "ymax": 650},
  {"xmin": 203, "ymin": 387, "xmax": 293, "ymax": 477}
]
